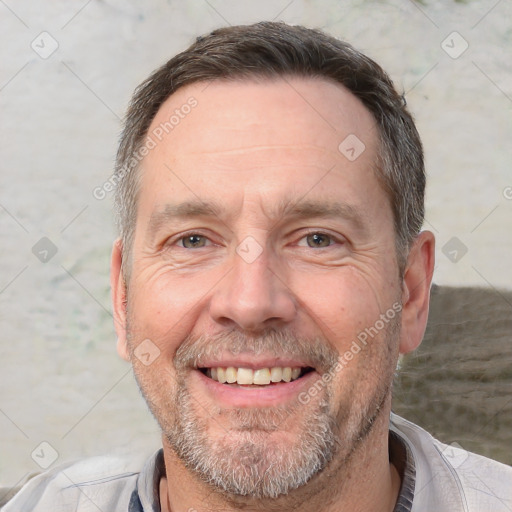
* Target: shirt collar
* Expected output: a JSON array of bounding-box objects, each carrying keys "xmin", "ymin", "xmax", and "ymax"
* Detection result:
[
  {"xmin": 135, "ymin": 449, "xmax": 165, "ymax": 512},
  {"xmin": 390, "ymin": 429, "xmax": 416, "ymax": 512},
  {"xmin": 138, "ymin": 432, "xmax": 417, "ymax": 512}
]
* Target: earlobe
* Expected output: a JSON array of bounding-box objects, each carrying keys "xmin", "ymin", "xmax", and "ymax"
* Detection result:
[
  {"xmin": 116, "ymin": 336, "xmax": 130, "ymax": 361},
  {"xmin": 110, "ymin": 239, "xmax": 130, "ymax": 362},
  {"xmin": 399, "ymin": 231, "xmax": 435, "ymax": 355}
]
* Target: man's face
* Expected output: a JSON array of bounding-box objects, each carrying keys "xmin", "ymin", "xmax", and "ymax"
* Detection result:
[{"xmin": 118, "ymin": 78, "xmax": 404, "ymax": 498}]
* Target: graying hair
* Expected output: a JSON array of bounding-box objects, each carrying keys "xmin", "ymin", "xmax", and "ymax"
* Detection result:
[{"xmin": 114, "ymin": 21, "xmax": 424, "ymax": 276}]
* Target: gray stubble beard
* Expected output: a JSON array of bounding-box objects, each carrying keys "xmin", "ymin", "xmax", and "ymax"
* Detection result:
[
  {"xmin": 166, "ymin": 377, "xmax": 338, "ymax": 499},
  {"xmin": 131, "ymin": 319, "xmax": 400, "ymax": 502},
  {"xmin": 162, "ymin": 363, "xmax": 394, "ymax": 500}
]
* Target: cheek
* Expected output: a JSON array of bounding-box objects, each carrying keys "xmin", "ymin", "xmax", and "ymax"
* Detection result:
[
  {"xmin": 127, "ymin": 269, "xmax": 213, "ymax": 351},
  {"xmin": 293, "ymin": 270, "xmax": 389, "ymax": 340}
]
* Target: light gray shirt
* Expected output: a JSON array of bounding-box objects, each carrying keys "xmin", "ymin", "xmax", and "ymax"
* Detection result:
[{"xmin": 2, "ymin": 414, "xmax": 511, "ymax": 511}]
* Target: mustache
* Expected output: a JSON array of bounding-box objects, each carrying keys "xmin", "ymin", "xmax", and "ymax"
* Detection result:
[{"xmin": 173, "ymin": 329, "xmax": 340, "ymax": 374}]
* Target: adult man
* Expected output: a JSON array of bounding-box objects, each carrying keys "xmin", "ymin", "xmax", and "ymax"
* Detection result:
[{"xmin": 4, "ymin": 21, "xmax": 511, "ymax": 512}]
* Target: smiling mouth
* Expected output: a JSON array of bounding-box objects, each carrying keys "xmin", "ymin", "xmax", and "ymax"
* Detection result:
[{"xmin": 198, "ymin": 366, "xmax": 315, "ymax": 386}]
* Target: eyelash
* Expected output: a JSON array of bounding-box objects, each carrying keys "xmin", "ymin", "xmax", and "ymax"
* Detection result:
[
  {"xmin": 296, "ymin": 230, "xmax": 343, "ymax": 248},
  {"xmin": 169, "ymin": 230, "xmax": 343, "ymax": 249},
  {"xmin": 174, "ymin": 231, "xmax": 213, "ymax": 248}
]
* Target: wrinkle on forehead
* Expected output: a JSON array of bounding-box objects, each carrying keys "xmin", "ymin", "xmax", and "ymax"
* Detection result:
[
  {"xmin": 167, "ymin": 143, "xmax": 343, "ymax": 180},
  {"xmin": 146, "ymin": 77, "xmax": 379, "ymax": 158},
  {"xmin": 183, "ymin": 144, "xmax": 339, "ymax": 158}
]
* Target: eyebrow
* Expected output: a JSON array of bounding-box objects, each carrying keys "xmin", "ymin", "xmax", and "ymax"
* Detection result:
[
  {"xmin": 146, "ymin": 200, "xmax": 226, "ymax": 239},
  {"xmin": 146, "ymin": 197, "xmax": 367, "ymax": 240},
  {"xmin": 277, "ymin": 199, "xmax": 365, "ymax": 227}
]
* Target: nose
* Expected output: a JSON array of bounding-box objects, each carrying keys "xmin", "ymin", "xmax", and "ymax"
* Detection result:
[{"xmin": 209, "ymin": 246, "xmax": 296, "ymax": 332}]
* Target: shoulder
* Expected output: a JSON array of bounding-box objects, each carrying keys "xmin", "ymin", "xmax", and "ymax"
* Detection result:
[
  {"xmin": 1, "ymin": 453, "xmax": 147, "ymax": 512},
  {"xmin": 435, "ymin": 439, "xmax": 512, "ymax": 512},
  {"xmin": 391, "ymin": 414, "xmax": 512, "ymax": 512}
]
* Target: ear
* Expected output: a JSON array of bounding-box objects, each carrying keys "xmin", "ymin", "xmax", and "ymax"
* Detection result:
[
  {"xmin": 399, "ymin": 231, "xmax": 435, "ymax": 355},
  {"xmin": 110, "ymin": 239, "xmax": 130, "ymax": 361}
]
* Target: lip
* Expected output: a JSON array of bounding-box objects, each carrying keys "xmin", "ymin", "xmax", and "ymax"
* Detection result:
[
  {"xmin": 196, "ymin": 357, "xmax": 313, "ymax": 370},
  {"xmin": 192, "ymin": 367, "xmax": 320, "ymax": 408}
]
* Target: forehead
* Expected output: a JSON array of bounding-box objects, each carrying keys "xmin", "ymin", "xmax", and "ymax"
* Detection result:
[
  {"xmin": 147, "ymin": 76, "xmax": 378, "ymax": 160},
  {"xmin": 137, "ymin": 76, "xmax": 385, "ymax": 223}
]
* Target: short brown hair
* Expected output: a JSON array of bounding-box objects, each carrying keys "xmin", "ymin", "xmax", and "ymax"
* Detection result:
[{"xmin": 114, "ymin": 21, "xmax": 424, "ymax": 274}]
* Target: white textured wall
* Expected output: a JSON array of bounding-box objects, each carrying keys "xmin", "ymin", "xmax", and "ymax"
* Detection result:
[{"xmin": 0, "ymin": 0, "xmax": 511, "ymax": 488}]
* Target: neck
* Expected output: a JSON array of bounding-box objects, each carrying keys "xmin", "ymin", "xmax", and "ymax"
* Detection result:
[{"xmin": 159, "ymin": 406, "xmax": 400, "ymax": 512}]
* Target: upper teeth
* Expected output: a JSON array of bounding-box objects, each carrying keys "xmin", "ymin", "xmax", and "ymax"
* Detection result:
[{"xmin": 206, "ymin": 367, "xmax": 302, "ymax": 385}]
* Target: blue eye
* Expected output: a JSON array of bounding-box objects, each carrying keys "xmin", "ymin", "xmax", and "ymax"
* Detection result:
[{"xmin": 179, "ymin": 234, "xmax": 209, "ymax": 248}]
